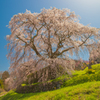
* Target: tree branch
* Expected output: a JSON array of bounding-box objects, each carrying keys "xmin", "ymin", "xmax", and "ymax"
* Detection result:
[{"xmin": 56, "ymin": 34, "xmax": 92, "ymax": 57}]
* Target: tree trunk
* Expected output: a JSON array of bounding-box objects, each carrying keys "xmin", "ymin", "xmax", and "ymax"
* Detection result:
[{"xmin": 88, "ymin": 60, "xmax": 92, "ymax": 69}]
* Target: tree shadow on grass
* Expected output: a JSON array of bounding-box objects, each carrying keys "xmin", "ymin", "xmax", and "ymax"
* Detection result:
[{"xmin": 0, "ymin": 91, "xmax": 39, "ymax": 100}]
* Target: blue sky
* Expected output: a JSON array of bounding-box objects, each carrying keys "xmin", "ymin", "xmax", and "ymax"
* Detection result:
[{"xmin": 0, "ymin": 0, "xmax": 100, "ymax": 71}]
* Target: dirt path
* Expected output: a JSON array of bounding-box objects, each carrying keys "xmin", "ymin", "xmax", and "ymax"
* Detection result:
[{"xmin": 0, "ymin": 92, "xmax": 7, "ymax": 97}]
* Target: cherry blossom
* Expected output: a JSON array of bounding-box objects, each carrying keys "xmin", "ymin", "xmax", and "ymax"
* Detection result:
[{"xmin": 6, "ymin": 8, "xmax": 100, "ymax": 89}]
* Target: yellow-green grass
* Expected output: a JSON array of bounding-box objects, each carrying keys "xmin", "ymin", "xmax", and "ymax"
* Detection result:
[
  {"xmin": 1, "ymin": 64, "xmax": 100, "ymax": 100},
  {"xmin": 0, "ymin": 81, "xmax": 100, "ymax": 100}
]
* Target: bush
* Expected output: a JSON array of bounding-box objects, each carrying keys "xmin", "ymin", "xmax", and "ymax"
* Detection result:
[
  {"xmin": 63, "ymin": 70, "xmax": 100, "ymax": 87},
  {"xmin": 92, "ymin": 64, "xmax": 100, "ymax": 71},
  {"xmin": 86, "ymin": 69, "xmax": 95, "ymax": 74}
]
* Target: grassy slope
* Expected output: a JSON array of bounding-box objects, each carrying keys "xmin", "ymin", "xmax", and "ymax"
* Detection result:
[
  {"xmin": 0, "ymin": 81, "xmax": 100, "ymax": 100},
  {"xmin": 0, "ymin": 64, "xmax": 100, "ymax": 100}
]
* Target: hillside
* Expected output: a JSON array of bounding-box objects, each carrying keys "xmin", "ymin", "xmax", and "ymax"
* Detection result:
[
  {"xmin": 0, "ymin": 81, "xmax": 100, "ymax": 100},
  {"xmin": 0, "ymin": 64, "xmax": 100, "ymax": 100}
]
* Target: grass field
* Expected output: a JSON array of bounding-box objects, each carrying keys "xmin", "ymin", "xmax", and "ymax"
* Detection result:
[
  {"xmin": 0, "ymin": 81, "xmax": 100, "ymax": 100},
  {"xmin": 0, "ymin": 64, "xmax": 100, "ymax": 100}
]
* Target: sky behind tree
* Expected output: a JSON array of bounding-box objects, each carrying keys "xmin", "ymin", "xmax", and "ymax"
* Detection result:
[{"xmin": 0, "ymin": 0, "xmax": 100, "ymax": 71}]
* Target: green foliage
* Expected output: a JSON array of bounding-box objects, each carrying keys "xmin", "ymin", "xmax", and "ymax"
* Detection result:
[
  {"xmin": 21, "ymin": 84, "xmax": 26, "ymax": 87},
  {"xmin": 64, "ymin": 64, "xmax": 100, "ymax": 87},
  {"xmin": 72, "ymin": 70, "xmax": 86, "ymax": 76},
  {"xmin": 72, "ymin": 63, "xmax": 100, "ymax": 76},
  {"xmin": 86, "ymin": 69, "xmax": 95, "ymax": 74},
  {"xmin": 63, "ymin": 69, "xmax": 100, "ymax": 87},
  {"xmin": 91, "ymin": 64, "xmax": 100, "ymax": 71},
  {"xmin": 0, "ymin": 79, "xmax": 4, "ymax": 89}
]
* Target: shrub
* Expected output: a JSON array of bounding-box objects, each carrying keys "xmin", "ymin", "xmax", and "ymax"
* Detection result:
[
  {"xmin": 63, "ymin": 71, "xmax": 100, "ymax": 87},
  {"xmin": 86, "ymin": 69, "xmax": 95, "ymax": 74},
  {"xmin": 92, "ymin": 64, "xmax": 100, "ymax": 71}
]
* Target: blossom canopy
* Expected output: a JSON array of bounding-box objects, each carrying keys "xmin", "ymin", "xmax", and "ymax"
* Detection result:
[{"xmin": 7, "ymin": 7, "xmax": 100, "ymax": 69}]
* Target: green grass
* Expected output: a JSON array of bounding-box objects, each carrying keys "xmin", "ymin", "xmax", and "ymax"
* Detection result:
[
  {"xmin": 0, "ymin": 64, "xmax": 100, "ymax": 100},
  {"xmin": 0, "ymin": 81, "xmax": 100, "ymax": 100}
]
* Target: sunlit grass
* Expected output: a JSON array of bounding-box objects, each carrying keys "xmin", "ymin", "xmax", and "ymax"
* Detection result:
[
  {"xmin": 0, "ymin": 63, "xmax": 100, "ymax": 100},
  {"xmin": 0, "ymin": 81, "xmax": 100, "ymax": 100}
]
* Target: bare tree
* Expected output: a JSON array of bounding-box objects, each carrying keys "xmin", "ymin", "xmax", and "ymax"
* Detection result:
[{"xmin": 6, "ymin": 8, "xmax": 100, "ymax": 89}]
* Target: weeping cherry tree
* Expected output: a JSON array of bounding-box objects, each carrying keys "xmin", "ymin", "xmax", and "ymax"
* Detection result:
[{"xmin": 6, "ymin": 8, "xmax": 100, "ymax": 89}]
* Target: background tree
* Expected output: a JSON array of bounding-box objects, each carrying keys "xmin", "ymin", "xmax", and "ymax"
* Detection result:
[
  {"xmin": 2, "ymin": 71, "xmax": 9, "ymax": 82},
  {"xmin": 0, "ymin": 71, "xmax": 4, "ymax": 90},
  {"xmin": 6, "ymin": 8, "xmax": 100, "ymax": 89},
  {"xmin": 2, "ymin": 71, "xmax": 9, "ymax": 91},
  {"xmin": 0, "ymin": 71, "xmax": 3, "ymax": 79},
  {"xmin": 89, "ymin": 43, "xmax": 100, "ymax": 64}
]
